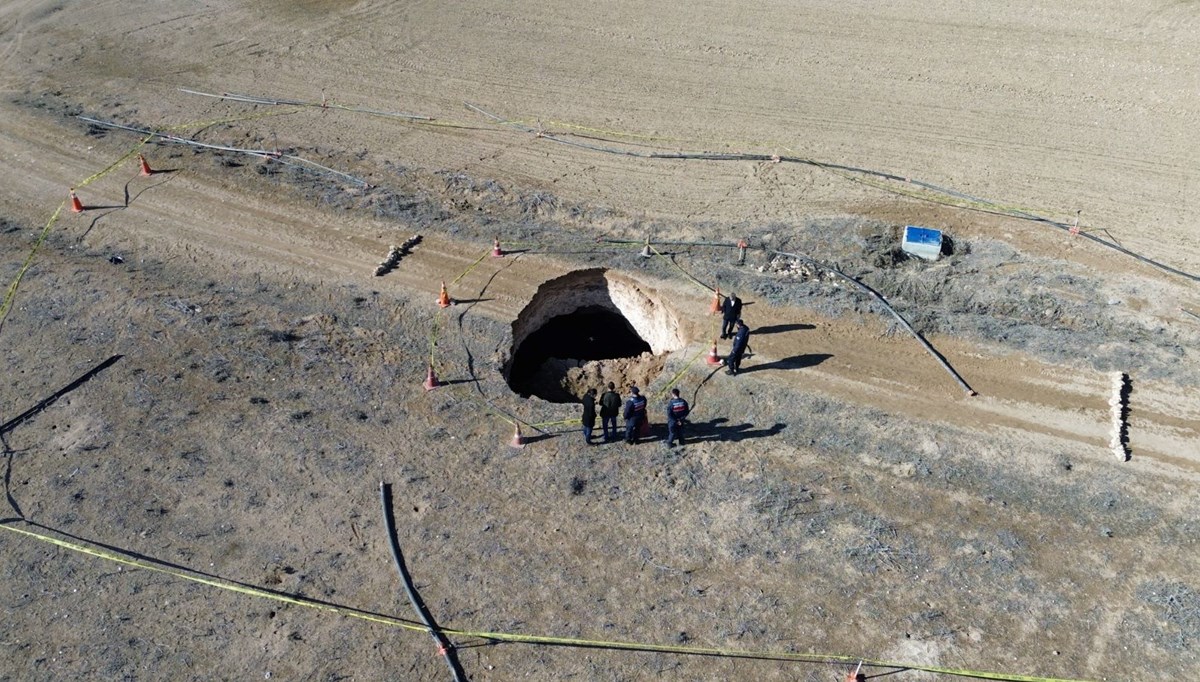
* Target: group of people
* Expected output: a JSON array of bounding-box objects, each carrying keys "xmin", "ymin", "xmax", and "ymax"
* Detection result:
[
  {"xmin": 576, "ymin": 292, "xmax": 753, "ymax": 446},
  {"xmin": 580, "ymin": 382, "xmax": 691, "ymax": 447}
]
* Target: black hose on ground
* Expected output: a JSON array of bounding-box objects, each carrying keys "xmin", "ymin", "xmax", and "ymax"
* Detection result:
[
  {"xmin": 379, "ymin": 482, "xmax": 469, "ymax": 682},
  {"xmin": 465, "ymin": 102, "xmax": 1199, "ymax": 285},
  {"xmin": 768, "ymin": 249, "xmax": 977, "ymax": 397}
]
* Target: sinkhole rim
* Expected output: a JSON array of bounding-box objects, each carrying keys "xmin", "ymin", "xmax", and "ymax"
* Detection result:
[{"xmin": 503, "ymin": 268, "xmax": 687, "ymax": 402}]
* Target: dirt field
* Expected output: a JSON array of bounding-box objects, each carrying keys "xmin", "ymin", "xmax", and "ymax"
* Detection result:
[{"xmin": 2, "ymin": 1, "xmax": 1199, "ymax": 680}]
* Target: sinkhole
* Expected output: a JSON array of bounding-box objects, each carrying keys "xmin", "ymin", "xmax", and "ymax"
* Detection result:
[{"xmin": 504, "ymin": 269, "xmax": 686, "ymax": 403}]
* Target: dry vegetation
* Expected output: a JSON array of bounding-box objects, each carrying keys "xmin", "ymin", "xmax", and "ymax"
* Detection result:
[{"xmin": 2, "ymin": 1, "xmax": 1199, "ymax": 680}]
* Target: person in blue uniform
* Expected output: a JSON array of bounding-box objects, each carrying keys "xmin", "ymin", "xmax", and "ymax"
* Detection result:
[
  {"xmin": 665, "ymin": 388, "xmax": 690, "ymax": 447},
  {"xmin": 623, "ymin": 385, "xmax": 648, "ymax": 444},
  {"xmin": 726, "ymin": 319, "xmax": 750, "ymax": 375}
]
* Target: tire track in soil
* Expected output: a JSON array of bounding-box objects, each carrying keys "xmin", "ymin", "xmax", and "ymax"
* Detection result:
[{"xmin": 1, "ymin": 102, "xmax": 1196, "ymax": 472}]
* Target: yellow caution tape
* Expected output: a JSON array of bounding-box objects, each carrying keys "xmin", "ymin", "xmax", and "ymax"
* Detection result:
[
  {"xmin": 0, "ymin": 522, "xmax": 424, "ymax": 631},
  {"xmin": 654, "ymin": 344, "xmax": 708, "ymax": 400},
  {"xmin": 0, "ymin": 520, "xmax": 1094, "ymax": 681},
  {"xmin": 1, "ymin": 108, "xmax": 298, "ymax": 329},
  {"xmin": 0, "ymin": 201, "xmax": 67, "ymax": 326},
  {"xmin": 649, "ymin": 244, "xmax": 713, "ymax": 293}
]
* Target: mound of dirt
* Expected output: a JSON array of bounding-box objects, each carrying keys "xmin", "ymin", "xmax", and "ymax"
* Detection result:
[{"xmin": 2, "ymin": 2, "xmax": 1199, "ymax": 680}]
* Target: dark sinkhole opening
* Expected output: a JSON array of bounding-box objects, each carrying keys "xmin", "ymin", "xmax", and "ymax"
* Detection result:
[
  {"xmin": 503, "ymin": 269, "xmax": 684, "ymax": 404},
  {"xmin": 508, "ymin": 306, "xmax": 652, "ymax": 402}
]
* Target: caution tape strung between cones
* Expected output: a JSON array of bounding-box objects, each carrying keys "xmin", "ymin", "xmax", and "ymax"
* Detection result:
[
  {"xmin": 167, "ymin": 88, "xmax": 1194, "ymax": 281},
  {"xmin": 0, "ymin": 93, "xmax": 1137, "ymax": 680},
  {"xmin": 0, "ymin": 520, "xmax": 1095, "ymax": 682},
  {"xmin": 0, "ymin": 108, "xmax": 300, "ymax": 330}
]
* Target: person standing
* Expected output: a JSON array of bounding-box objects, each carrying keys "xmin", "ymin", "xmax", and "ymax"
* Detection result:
[
  {"xmin": 726, "ymin": 319, "xmax": 751, "ymax": 375},
  {"xmin": 721, "ymin": 292, "xmax": 742, "ymax": 339},
  {"xmin": 665, "ymin": 388, "xmax": 690, "ymax": 448},
  {"xmin": 599, "ymin": 382, "xmax": 622, "ymax": 442},
  {"xmin": 623, "ymin": 385, "xmax": 648, "ymax": 444},
  {"xmin": 581, "ymin": 387, "xmax": 597, "ymax": 445}
]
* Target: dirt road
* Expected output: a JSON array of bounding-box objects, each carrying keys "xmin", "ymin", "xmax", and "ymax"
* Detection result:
[{"xmin": 2, "ymin": 1, "xmax": 1199, "ymax": 680}]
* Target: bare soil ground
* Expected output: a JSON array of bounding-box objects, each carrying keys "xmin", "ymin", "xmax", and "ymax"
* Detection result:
[{"xmin": 2, "ymin": 1, "xmax": 1199, "ymax": 680}]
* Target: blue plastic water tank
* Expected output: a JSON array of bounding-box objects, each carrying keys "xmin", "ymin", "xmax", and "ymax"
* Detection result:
[{"xmin": 901, "ymin": 225, "xmax": 943, "ymax": 261}]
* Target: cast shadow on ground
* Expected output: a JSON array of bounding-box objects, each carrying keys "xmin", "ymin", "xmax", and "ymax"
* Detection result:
[
  {"xmin": 2, "ymin": 354, "xmax": 124, "ymax": 518},
  {"xmin": 80, "ymin": 175, "xmax": 177, "ymax": 239},
  {"xmin": 752, "ymin": 323, "xmax": 815, "ymax": 335},
  {"xmin": 863, "ymin": 668, "xmax": 912, "ymax": 680},
  {"xmin": 740, "ymin": 353, "xmax": 831, "ymax": 374},
  {"xmin": 455, "ymin": 257, "xmax": 517, "ymax": 393},
  {"xmin": 78, "ymin": 206, "xmax": 127, "ymax": 238},
  {"xmin": 1, "ymin": 354, "xmax": 124, "ymax": 436},
  {"xmin": 0, "ymin": 517, "xmax": 416, "ymax": 625},
  {"xmin": 533, "ymin": 248, "xmax": 621, "ymax": 256},
  {"xmin": 380, "ymin": 483, "xmax": 469, "ymax": 679},
  {"xmin": 644, "ymin": 417, "xmax": 785, "ymax": 445}
]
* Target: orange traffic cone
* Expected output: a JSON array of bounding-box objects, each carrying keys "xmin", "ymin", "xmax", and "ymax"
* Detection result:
[
  {"xmin": 510, "ymin": 424, "xmax": 526, "ymax": 448},
  {"xmin": 492, "ymin": 237, "xmax": 505, "ymax": 257},
  {"xmin": 137, "ymin": 153, "xmax": 154, "ymax": 177},
  {"xmin": 68, "ymin": 189, "xmax": 85, "ymax": 213},
  {"xmin": 844, "ymin": 661, "xmax": 865, "ymax": 682},
  {"xmin": 710, "ymin": 286, "xmax": 722, "ymax": 315},
  {"xmin": 437, "ymin": 281, "xmax": 452, "ymax": 308},
  {"xmin": 423, "ymin": 364, "xmax": 441, "ymax": 391},
  {"xmin": 706, "ymin": 340, "xmax": 723, "ymax": 366}
]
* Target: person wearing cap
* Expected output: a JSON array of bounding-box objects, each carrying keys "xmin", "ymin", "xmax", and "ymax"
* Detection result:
[
  {"xmin": 726, "ymin": 319, "xmax": 751, "ymax": 375},
  {"xmin": 720, "ymin": 292, "xmax": 742, "ymax": 339},
  {"xmin": 622, "ymin": 385, "xmax": 648, "ymax": 444}
]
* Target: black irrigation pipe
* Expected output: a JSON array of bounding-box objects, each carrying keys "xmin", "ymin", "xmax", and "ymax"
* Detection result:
[
  {"xmin": 77, "ymin": 116, "xmax": 370, "ymax": 188},
  {"xmin": 379, "ymin": 482, "xmax": 468, "ymax": 682},
  {"xmin": 570, "ymin": 233, "xmax": 976, "ymax": 396},
  {"xmin": 598, "ymin": 237, "xmax": 735, "ymax": 248},
  {"xmin": 179, "ymin": 88, "xmax": 436, "ymax": 123},
  {"xmin": 768, "ymin": 249, "xmax": 976, "ymax": 397},
  {"xmin": 518, "ymin": 232, "xmax": 976, "ymax": 397},
  {"xmin": 464, "ymin": 103, "xmax": 1199, "ymax": 285},
  {"xmin": 0, "ymin": 355, "xmax": 124, "ymax": 436}
]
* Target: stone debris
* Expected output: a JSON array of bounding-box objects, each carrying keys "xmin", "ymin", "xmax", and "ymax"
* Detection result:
[
  {"xmin": 759, "ymin": 255, "xmax": 839, "ymax": 283},
  {"xmin": 374, "ymin": 234, "xmax": 422, "ymax": 276}
]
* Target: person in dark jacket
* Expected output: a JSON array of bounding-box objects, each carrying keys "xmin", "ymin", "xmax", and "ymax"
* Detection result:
[
  {"xmin": 726, "ymin": 319, "xmax": 750, "ymax": 375},
  {"xmin": 665, "ymin": 388, "xmax": 690, "ymax": 447},
  {"xmin": 623, "ymin": 385, "xmax": 648, "ymax": 444},
  {"xmin": 720, "ymin": 293, "xmax": 742, "ymax": 339},
  {"xmin": 581, "ymin": 387, "xmax": 597, "ymax": 445},
  {"xmin": 599, "ymin": 382, "xmax": 622, "ymax": 441}
]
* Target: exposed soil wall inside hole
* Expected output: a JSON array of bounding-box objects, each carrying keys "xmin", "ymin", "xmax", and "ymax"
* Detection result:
[{"xmin": 505, "ymin": 269, "xmax": 684, "ymax": 402}]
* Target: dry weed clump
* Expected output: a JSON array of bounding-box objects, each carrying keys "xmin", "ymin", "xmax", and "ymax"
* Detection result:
[{"xmin": 1136, "ymin": 581, "xmax": 1200, "ymax": 652}]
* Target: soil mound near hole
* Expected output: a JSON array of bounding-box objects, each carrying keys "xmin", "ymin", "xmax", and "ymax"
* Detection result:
[{"xmin": 505, "ymin": 269, "xmax": 683, "ymax": 402}]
